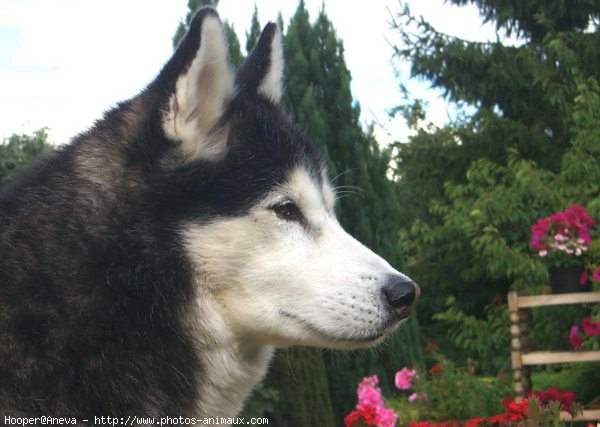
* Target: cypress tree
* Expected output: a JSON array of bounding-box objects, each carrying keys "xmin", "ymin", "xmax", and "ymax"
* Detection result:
[{"xmin": 245, "ymin": 5, "xmax": 261, "ymax": 55}]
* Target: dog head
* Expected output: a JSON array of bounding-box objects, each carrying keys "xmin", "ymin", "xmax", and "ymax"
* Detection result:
[{"xmin": 150, "ymin": 9, "xmax": 419, "ymax": 349}]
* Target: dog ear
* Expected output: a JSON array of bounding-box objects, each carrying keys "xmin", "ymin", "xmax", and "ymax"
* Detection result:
[
  {"xmin": 236, "ymin": 23, "xmax": 283, "ymax": 104},
  {"xmin": 159, "ymin": 8, "xmax": 233, "ymax": 161}
]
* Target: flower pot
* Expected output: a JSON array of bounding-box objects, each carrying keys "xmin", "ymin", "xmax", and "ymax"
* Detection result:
[{"xmin": 548, "ymin": 265, "xmax": 591, "ymax": 294}]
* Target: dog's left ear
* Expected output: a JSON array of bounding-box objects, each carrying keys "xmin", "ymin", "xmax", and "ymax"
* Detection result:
[
  {"xmin": 159, "ymin": 8, "xmax": 234, "ymax": 162},
  {"xmin": 236, "ymin": 23, "xmax": 284, "ymax": 104}
]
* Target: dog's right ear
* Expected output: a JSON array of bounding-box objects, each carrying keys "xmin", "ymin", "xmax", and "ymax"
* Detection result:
[
  {"xmin": 236, "ymin": 23, "xmax": 283, "ymax": 104},
  {"xmin": 158, "ymin": 8, "xmax": 233, "ymax": 162}
]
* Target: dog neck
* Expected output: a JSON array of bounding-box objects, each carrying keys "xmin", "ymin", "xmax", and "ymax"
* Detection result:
[{"xmin": 191, "ymin": 291, "xmax": 274, "ymax": 421}]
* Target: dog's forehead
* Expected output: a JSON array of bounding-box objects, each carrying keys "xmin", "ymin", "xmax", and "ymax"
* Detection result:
[{"xmin": 229, "ymin": 98, "xmax": 325, "ymax": 174}]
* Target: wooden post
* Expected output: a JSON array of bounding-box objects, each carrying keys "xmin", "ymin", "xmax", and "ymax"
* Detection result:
[
  {"xmin": 519, "ymin": 310, "xmax": 532, "ymax": 393},
  {"xmin": 508, "ymin": 292, "xmax": 524, "ymax": 399}
]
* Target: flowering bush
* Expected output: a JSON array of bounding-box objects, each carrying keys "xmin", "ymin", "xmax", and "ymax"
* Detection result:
[
  {"xmin": 344, "ymin": 376, "xmax": 397, "ymax": 427},
  {"xmin": 346, "ymin": 369, "xmax": 581, "ymax": 426},
  {"xmin": 569, "ymin": 315, "xmax": 600, "ymax": 350},
  {"xmin": 584, "ymin": 238, "xmax": 600, "ymax": 286},
  {"xmin": 454, "ymin": 390, "xmax": 581, "ymax": 426},
  {"xmin": 403, "ymin": 389, "xmax": 579, "ymax": 426},
  {"xmin": 530, "ymin": 204, "xmax": 600, "ymax": 290},
  {"xmin": 388, "ymin": 347, "xmax": 510, "ymax": 425},
  {"xmin": 345, "ymin": 342, "xmax": 589, "ymax": 426},
  {"xmin": 530, "ymin": 204, "xmax": 595, "ymax": 265}
]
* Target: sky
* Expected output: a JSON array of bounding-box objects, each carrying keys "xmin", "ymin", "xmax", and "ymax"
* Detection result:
[{"xmin": 0, "ymin": 0, "xmax": 503, "ymax": 145}]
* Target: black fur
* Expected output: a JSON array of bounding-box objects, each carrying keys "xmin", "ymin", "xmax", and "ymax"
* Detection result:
[
  {"xmin": 0, "ymin": 8, "xmax": 323, "ymax": 417},
  {"xmin": 235, "ymin": 23, "xmax": 279, "ymax": 97}
]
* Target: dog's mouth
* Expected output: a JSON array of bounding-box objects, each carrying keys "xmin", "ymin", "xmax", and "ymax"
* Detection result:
[
  {"xmin": 279, "ymin": 309, "xmax": 406, "ymax": 345},
  {"xmin": 391, "ymin": 305, "xmax": 414, "ymax": 321}
]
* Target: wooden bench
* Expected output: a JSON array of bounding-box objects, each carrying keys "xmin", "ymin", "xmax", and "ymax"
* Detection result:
[{"xmin": 508, "ymin": 291, "xmax": 600, "ymax": 421}]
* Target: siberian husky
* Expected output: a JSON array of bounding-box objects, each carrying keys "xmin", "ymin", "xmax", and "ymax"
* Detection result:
[{"xmin": 0, "ymin": 8, "xmax": 419, "ymax": 423}]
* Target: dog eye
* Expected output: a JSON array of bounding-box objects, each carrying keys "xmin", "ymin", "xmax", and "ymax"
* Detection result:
[{"xmin": 271, "ymin": 201, "xmax": 303, "ymax": 223}]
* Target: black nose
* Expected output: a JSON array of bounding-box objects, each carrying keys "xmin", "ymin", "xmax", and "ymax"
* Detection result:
[{"xmin": 382, "ymin": 276, "xmax": 420, "ymax": 309}]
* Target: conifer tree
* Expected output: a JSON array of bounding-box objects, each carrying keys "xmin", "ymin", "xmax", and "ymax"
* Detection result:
[{"xmin": 245, "ymin": 5, "xmax": 261, "ymax": 55}]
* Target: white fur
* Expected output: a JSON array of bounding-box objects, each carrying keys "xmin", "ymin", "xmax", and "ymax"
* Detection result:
[
  {"xmin": 183, "ymin": 167, "xmax": 413, "ymax": 420},
  {"xmin": 189, "ymin": 292, "xmax": 273, "ymax": 419},
  {"xmin": 162, "ymin": 16, "xmax": 233, "ymax": 161},
  {"xmin": 257, "ymin": 28, "xmax": 284, "ymax": 104}
]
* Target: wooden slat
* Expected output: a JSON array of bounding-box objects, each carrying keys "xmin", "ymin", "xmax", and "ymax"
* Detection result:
[
  {"xmin": 560, "ymin": 409, "xmax": 600, "ymax": 421},
  {"xmin": 522, "ymin": 350, "xmax": 600, "ymax": 365},
  {"xmin": 516, "ymin": 292, "xmax": 600, "ymax": 308}
]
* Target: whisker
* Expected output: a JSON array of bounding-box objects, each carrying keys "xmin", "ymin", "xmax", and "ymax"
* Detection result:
[
  {"xmin": 334, "ymin": 185, "xmax": 364, "ymax": 193},
  {"xmin": 334, "ymin": 192, "xmax": 364, "ymax": 201},
  {"xmin": 330, "ymin": 169, "xmax": 356, "ymax": 184}
]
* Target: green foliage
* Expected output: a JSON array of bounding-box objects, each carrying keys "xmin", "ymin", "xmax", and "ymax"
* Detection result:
[
  {"xmin": 393, "ymin": 2, "xmax": 600, "ymax": 370},
  {"xmin": 400, "ymin": 69, "xmax": 600, "ymax": 303},
  {"xmin": 525, "ymin": 396, "xmax": 574, "ymax": 427},
  {"xmin": 390, "ymin": 350, "xmax": 511, "ymax": 424},
  {"xmin": 264, "ymin": 348, "xmax": 335, "ymax": 427},
  {"xmin": 530, "ymin": 305, "xmax": 584, "ymax": 351},
  {"xmin": 450, "ymin": 0, "xmax": 600, "ymax": 41},
  {"xmin": 532, "ymin": 364, "xmax": 600, "ymax": 409},
  {"xmin": 239, "ymin": 382, "xmax": 279, "ymax": 420},
  {"xmin": 0, "ymin": 129, "xmax": 53, "ymax": 185},
  {"xmin": 245, "ymin": 5, "xmax": 261, "ymax": 55},
  {"xmin": 570, "ymin": 363, "xmax": 600, "ymax": 404},
  {"xmin": 433, "ymin": 297, "xmax": 510, "ymax": 373}
]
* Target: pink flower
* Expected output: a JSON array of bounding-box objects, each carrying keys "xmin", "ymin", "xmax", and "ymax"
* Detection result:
[
  {"xmin": 360, "ymin": 375, "xmax": 379, "ymax": 389},
  {"xmin": 357, "ymin": 376, "xmax": 383, "ymax": 409},
  {"xmin": 395, "ymin": 367, "xmax": 418, "ymax": 390},
  {"xmin": 579, "ymin": 230, "xmax": 592, "ymax": 245},
  {"xmin": 580, "ymin": 271, "xmax": 588, "ymax": 285},
  {"xmin": 346, "ymin": 375, "xmax": 398, "ymax": 427},
  {"xmin": 569, "ymin": 325, "xmax": 582, "ymax": 349},
  {"xmin": 592, "ymin": 267, "xmax": 600, "ymax": 283},
  {"xmin": 581, "ymin": 316, "xmax": 600, "ymax": 336},
  {"xmin": 378, "ymin": 407, "xmax": 398, "ymax": 427},
  {"xmin": 531, "ymin": 205, "xmax": 596, "ymax": 257}
]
